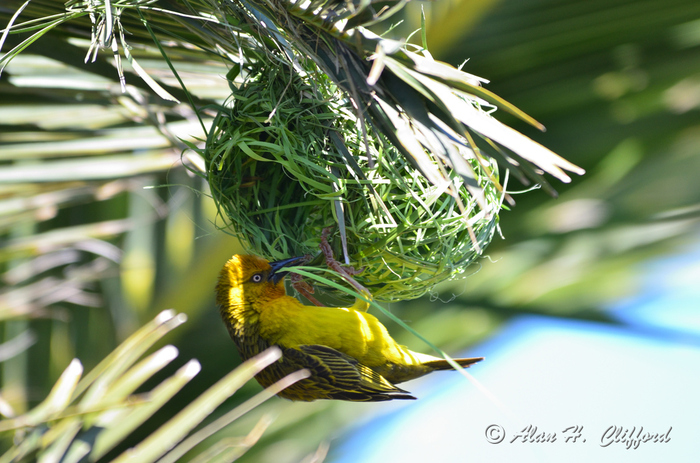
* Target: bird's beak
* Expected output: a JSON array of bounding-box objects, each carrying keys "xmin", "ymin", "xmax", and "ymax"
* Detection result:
[{"xmin": 268, "ymin": 256, "xmax": 305, "ymax": 284}]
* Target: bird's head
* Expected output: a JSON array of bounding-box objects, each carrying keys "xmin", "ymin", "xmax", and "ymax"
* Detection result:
[{"xmin": 217, "ymin": 254, "xmax": 304, "ymax": 309}]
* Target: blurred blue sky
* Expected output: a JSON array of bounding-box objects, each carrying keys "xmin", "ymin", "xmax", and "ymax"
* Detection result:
[{"xmin": 611, "ymin": 238, "xmax": 700, "ymax": 338}]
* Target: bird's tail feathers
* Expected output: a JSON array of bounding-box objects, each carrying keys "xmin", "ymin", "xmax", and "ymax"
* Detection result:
[{"xmin": 423, "ymin": 356, "xmax": 483, "ymax": 371}]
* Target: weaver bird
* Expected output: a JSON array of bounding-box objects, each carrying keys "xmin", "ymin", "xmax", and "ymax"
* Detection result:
[{"xmin": 216, "ymin": 254, "xmax": 483, "ymax": 401}]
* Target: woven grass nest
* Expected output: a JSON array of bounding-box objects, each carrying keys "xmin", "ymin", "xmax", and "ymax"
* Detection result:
[{"xmin": 204, "ymin": 64, "xmax": 503, "ymax": 302}]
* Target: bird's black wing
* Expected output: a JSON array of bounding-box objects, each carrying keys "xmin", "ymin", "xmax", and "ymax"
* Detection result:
[{"xmin": 282, "ymin": 344, "xmax": 416, "ymax": 402}]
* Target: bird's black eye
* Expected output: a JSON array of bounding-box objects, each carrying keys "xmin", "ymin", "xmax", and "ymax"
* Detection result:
[{"xmin": 251, "ymin": 273, "xmax": 263, "ymax": 283}]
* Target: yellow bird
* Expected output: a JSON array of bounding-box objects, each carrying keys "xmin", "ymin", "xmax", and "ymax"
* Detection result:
[{"xmin": 216, "ymin": 254, "xmax": 483, "ymax": 401}]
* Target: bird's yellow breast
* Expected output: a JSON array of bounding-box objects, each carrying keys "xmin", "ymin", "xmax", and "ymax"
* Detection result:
[{"xmin": 257, "ymin": 295, "xmax": 420, "ymax": 368}]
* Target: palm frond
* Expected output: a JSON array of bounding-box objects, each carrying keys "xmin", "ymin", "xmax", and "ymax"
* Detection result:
[{"xmin": 0, "ymin": 311, "xmax": 306, "ymax": 463}]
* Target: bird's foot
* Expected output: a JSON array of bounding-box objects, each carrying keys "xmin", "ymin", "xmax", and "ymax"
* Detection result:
[
  {"xmin": 320, "ymin": 228, "xmax": 370, "ymax": 304},
  {"xmin": 289, "ymin": 254, "xmax": 324, "ymax": 306}
]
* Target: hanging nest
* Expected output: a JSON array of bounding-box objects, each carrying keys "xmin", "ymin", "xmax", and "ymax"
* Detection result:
[{"xmin": 204, "ymin": 62, "xmax": 502, "ymax": 302}]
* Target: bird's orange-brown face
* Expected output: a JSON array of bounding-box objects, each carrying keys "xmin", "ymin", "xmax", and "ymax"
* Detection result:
[
  {"xmin": 217, "ymin": 254, "xmax": 303, "ymax": 310},
  {"xmin": 224, "ymin": 255, "xmax": 273, "ymax": 285}
]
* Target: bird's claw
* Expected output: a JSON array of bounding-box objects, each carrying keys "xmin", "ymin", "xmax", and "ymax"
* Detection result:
[
  {"xmin": 290, "ymin": 255, "xmax": 324, "ymax": 306},
  {"xmin": 320, "ymin": 227, "xmax": 370, "ymax": 303}
]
